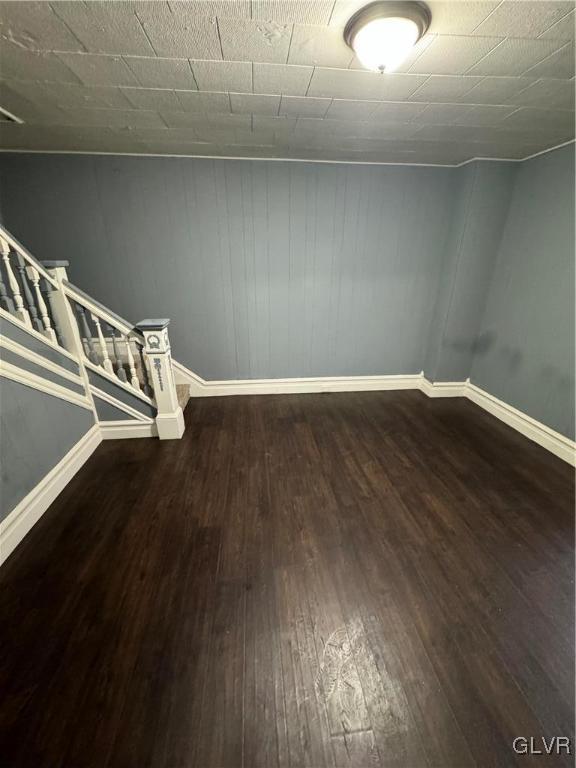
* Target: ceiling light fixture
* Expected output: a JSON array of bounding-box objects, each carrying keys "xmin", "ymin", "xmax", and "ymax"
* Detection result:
[{"xmin": 344, "ymin": 1, "xmax": 431, "ymax": 73}]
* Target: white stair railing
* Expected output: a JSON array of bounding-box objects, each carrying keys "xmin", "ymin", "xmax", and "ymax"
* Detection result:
[{"xmin": 0, "ymin": 227, "xmax": 185, "ymax": 440}]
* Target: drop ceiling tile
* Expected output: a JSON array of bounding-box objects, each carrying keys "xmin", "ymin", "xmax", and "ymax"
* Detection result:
[
  {"xmin": 458, "ymin": 76, "xmax": 536, "ymax": 104},
  {"xmin": 126, "ymin": 56, "xmax": 197, "ymax": 89},
  {"xmin": 539, "ymin": 9, "xmax": 575, "ymax": 41},
  {"xmin": 416, "ymin": 103, "xmax": 475, "ymax": 123},
  {"xmin": 467, "ymin": 38, "xmax": 565, "ymax": 75},
  {"xmin": 252, "ymin": 114, "xmax": 297, "ymax": 137},
  {"xmin": 308, "ymin": 68, "xmax": 427, "ymax": 100},
  {"xmin": 279, "ymin": 95, "xmax": 331, "ymax": 117},
  {"xmin": 191, "ymin": 60, "xmax": 252, "ymax": 93},
  {"xmin": 230, "ymin": 92, "xmax": 281, "ymax": 114},
  {"xmin": 253, "ymin": 62, "xmax": 313, "ymax": 95},
  {"xmin": 252, "ymin": 1, "xmax": 335, "ymax": 25},
  {"xmin": 408, "ymin": 35, "xmax": 502, "ymax": 75},
  {"xmin": 122, "ymin": 87, "xmax": 182, "ymax": 111},
  {"xmin": 0, "ymin": 1, "xmax": 83, "ymax": 52},
  {"xmin": 52, "ymin": 2, "xmax": 154, "ymax": 56},
  {"xmin": 57, "ymin": 52, "xmax": 138, "ymax": 86},
  {"xmin": 408, "ymin": 75, "xmax": 484, "ymax": 102},
  {"xmin": 325, "ymin": 99, "xmax": 378, "ymax": 120},
  {"xmin": 500, "ymin": 106, "xmax": 574, "ymax": 132},
  {"xmin": 412, "ymin": 123, "xmax": 506, "ymax": 141},
  {"xmin": 218, "ymin": 18, "xmax": 292, "ymax": 64},
  {"xmin": 166, "ymin": 1, "xmax": 251, "ymax": 18},
  {"xmin": 0, "ymin": 80, "xmax": 66, "ymax": 121},
  {"xmin": 44, "ymin": 106, "xmax": 167, "ymax": 129},
  {"xmin": 523, "ymin": 41, "xmax": 575, "ymax": 77},
  {"xmin": 356, "ymin": 121, "xmax": 423, "ymax": 139},
  {"xmin": 288, "ymin": 24, "xmax": 354, "ymax": 68},
  {"xmin": 427, "ymin": 2, "xmax": 500, "ymax": 34},
  {"xmin": 451, "ymin": 104, "xmax": 517, "ymax": 125},
  {"xmin": 47, "ymin": 82, "xmax": 134, "ymax": 109},
  {"xmin": 1, "ymin": 42, "xmax": 80, "ymax": 83},
  {"xmin": 161, "ymin": 111, "xmax": 251, "ymax": 131},
  {"xmin": 175, "ymin": 90, "xmax": 230, "ymax": 111},
  {"xmin": 512, "ymin": 78, "xmax": 575, "ymax": 110},
  {"xmin": 473, "ymin": 2, "xmax": 574, "ymax": 38},
  {"xmin": 370, "ymin": 102, "xmax": 428, "ymax": 122},
  {"xmin": 134, "ymin": 3, "xmax": 222, "ymax": 59}
]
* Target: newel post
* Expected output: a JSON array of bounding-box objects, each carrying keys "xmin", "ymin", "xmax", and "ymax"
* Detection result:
[
  {"xmin": 40, "ymin": 261, "xmax": 84, "ymax": 357},
  {"xmin": 136, "ymin": 319, "xmax": 185, "ymax": 440}
]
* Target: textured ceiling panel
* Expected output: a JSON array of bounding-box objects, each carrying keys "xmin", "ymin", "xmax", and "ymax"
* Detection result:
[
  {"xmin": 0, "ymin": 0, "xmax": 574, "ymax": 165},
  {"xmin": 308, "ymin": 68, "xmax": 427, "ymax": 99},
  {"xmin": 0, "ymin": 1, "xmax": 82, "ymax": 52},
  {"xmin": 473, "ymin": 2, "xmax": 574, "ymax": 38},
  {"xmin": 279, "ymin": 95, "xmax": 331, "ymax": 117},
  {"xmin": 408, "ymin": 75, "xmax": 484, "ymax": 102},
  {"xmin": 219, "ymin": 18, "xmax": 292, "ymax": 63},
  {"xmin": 288, "ymin": 24, "xmax": 354, "ymax": 67},
  {"xmin": 125, "ymin": 56, "xmax": 197, "ymax": 89},
  {"xmin": 230, "ymin": 92, "xmax": 281, "ymax": 115},
  {"xmin": 52, "ymin": 2, "xmax": 155, "ymax": 56},
  {"xmin": 191, "ymin": 59, "xmax": 252, "ymax": 92},
  {"xmin": 252, "ymin": 1, "xmax": 335, "ymax": 25},
  {"xmin": 467, "ymin": 38, "xmax": 565, "ymax": 75},
  {"xmin": 408, "ymin": 35, "xmax": 502, "ymax": 74},
  {"xmin": 253, "ymin": 62, "xmax": 313, "ymax": 95},
  {"xmin": 57, "ymin": 52, "xmax": 138, "ymax": 86},
  {"xmin": 457, "ymin": 75, "xmax": 536, "ymax": 103}
]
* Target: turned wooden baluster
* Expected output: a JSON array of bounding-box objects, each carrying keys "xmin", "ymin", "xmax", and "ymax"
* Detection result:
[
  {"xmin": 40, "ymin": 278, "xmax": 64, "ymax": 347},
  {"xmin": 15, "ymin": 253, "xmax": 43, "ymax": 332},
  {"xmin": 76, "ymin": 304, "xmax": 99, "ymax": 364},
  {"xmin": 25, "ymin": 264, "xmax": 57, "ymax": 343},
  {"xmin": 92, "ymin": 313, "xmax": 114, "ymax": 375},
  {"xmin": 0, "ymin": 264, "xmax": 14, "ymax": 313},
  {"xmin": 137, "ymin": 342, "xmax": 154, "ymax": 397},
  {"xmin": 109, "ymin": 325, "xmax": 128, "ymax": 383},
  {"xmin": 0, "ymin": 238, "xmax": 31, "ymax": 327},
  {"xmin": 125, "ymin": 337, "xmax": 141, "ymax": 391}
]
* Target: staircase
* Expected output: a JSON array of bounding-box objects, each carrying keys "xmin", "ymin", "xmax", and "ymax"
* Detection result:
[{"xmin": 0, "ymin": 225, "xmax": 189, "ymax": 441}]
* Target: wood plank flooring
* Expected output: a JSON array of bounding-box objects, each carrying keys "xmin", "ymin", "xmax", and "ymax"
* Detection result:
[{"xmin": 0, "ymin": 391, "xmax": 574, "ymax": 768}]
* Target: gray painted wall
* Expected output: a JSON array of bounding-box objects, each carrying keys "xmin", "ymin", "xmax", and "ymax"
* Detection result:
[
  {"xmin": 471, "ymin": 144, "xmax": 575, "ymax": 439},
  {"xmin": 425, "ymin": 161, "xmax": 515, "ymax": 382},
  {"xmin": 0, "ymin": 154, "xmax": 457, "ymax": 379},
  {"xmin": 1, "ymin": 378, "xmax": 94, "ymax": 520}
]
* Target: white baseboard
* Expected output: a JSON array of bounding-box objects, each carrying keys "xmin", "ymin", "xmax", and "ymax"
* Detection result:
[
  {"xmin": 420, "ymin": 378, "xmax": 468, "ymax": 398},
  {"xmin": 100, "ymin": 420, "xmax": 157, "ymax": 439},
  {"xmin": 0, "ymin": 424, "xmax": 102, "ymax": 566},
  {"xmin": 466, "ymin": 382, "xmax": 575, "ymax": 466}
]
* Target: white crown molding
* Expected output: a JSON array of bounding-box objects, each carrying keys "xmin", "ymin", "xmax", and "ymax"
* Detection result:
[
  {"xmin": 1, "ymin": 139, "xmax": 573, "ymax": 167},
  {"xmin": 420, "ymin": 378, "xmax": 468, "ymax": 397},
  {"xmin": 100, "ymin": 420, "xmax": 157, "ymax": 440},
  {"xmin": 0, "ymin": 358, "xmax": 92, "ymax": 410},
  {"xmin": 0, "ymin": 424, "xmax": 101, "ymax": 566}
]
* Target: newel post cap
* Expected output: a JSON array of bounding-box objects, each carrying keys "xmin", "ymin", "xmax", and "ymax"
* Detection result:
[
  {"xmin": 136, "ymin": 318, "xmax": 171, "ymax": 331},
  {"xmin": 41, "ymin": 260, "xmax": 70, "ymax": 268}
]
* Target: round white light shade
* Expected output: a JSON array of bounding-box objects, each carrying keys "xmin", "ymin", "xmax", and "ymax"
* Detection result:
[{"xmin": 352, "ymin": 16, "xmax": 420, "ymax": 72}]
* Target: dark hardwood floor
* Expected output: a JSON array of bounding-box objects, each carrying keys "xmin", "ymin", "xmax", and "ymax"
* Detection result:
[{"xmin": 0, "ymin": 391, "xmax": 574, "ymax": 768}]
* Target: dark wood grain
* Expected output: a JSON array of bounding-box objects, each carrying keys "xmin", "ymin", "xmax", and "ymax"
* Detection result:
[{"xmin": 0, "ymin": 391, "xmax": 573, "ymax": 768}]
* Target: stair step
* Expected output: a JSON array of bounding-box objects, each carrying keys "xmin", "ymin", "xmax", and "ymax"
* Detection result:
[{"xmin": 177, "ymin": 383, "xmax": 191, "ymax": 411}]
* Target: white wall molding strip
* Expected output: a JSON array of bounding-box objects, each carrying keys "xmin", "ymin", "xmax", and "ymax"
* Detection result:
[
  {"xmin": 0, "ymin": 334, "xmax": 83, "ymax": 387},
  {"xmin": 0, "ymin": 424, "xmax": 101, "ymax": 566},
  {"xmin": 100, "ymin": 420, "xmax": 157, "ymax": 440},
  {"xmin": 0, "ymin": 359, "xmax": 92, "ymax": 410},
  {"xmin": 91, "ymin": 386, "xmax": 154, "ymax": 423},
  {"xmin": 0, "ymin": 307, "xmax": 78, "ymax": 363},
  {"xmin": 420, "ymin": 378, "xmax": 468, "ymax": 398},
  {"xmin": 466, "ymin": 382, "xmax": 575, "ymax": 466}
]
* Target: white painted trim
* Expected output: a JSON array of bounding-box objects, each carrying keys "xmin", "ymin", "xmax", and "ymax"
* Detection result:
[
  {"xmin": 466, "ymin": 381, "xmax": 575, "ymax": 466},
  {"xmin": 0, "ymin": 106, "xmax": 24, "ymax": 125},
  {"xmin": 0, "ymin": 359, "xmax": 92, "ymax": 410},
  {"xmin": 91, "ymin": 385, "xmax": 154, "ymax": 423},
  {"xmin": 100, "ymin": 420, "xmax": 157, "ymax": 440},
  {"xmin": 84, "ymin": 357, "xmax": 155, "ymax": 406},
  {"xmin": 0, "ymin": 424, "xmax": 101, "ymax": 566},
  {"xmin": 0, "ymin": 334, "xmax": 82, "ymax": 386},
  {"xmin": 0, "ymin": 307, "xmax": 78, "ymax": 362},
  {"xmin": 172, "ymin": 358, "xmax": 208, "ymax": 396},
  {"xmin": 420, "ymin": 377, "xmax": 468, "ymax": 398},
  {"xmin": 3, "ymin": 142, "xmax": 573, "ymax": 167}
]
